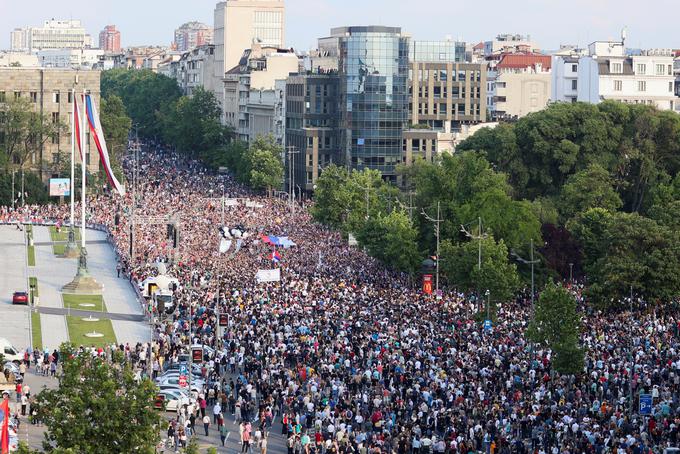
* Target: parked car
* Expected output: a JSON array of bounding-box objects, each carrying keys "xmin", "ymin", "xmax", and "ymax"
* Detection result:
[
  {"xmin": 156, "ymin": 376, "xmax": 204, "ymax": 393},
  {"xmin": 164, "ymin": 362, "xmax": 202, "ymax": 375},
  {"xmin": 12, "ymin": 292, "xmax": 28, "ymax": 305},
  {"xmin": 0, "ymin": 338, "xmax": 22, "ymax": 364},
  {"xmin": 155, "ymin": 389, "xmax": 193, "ymax": 412}
]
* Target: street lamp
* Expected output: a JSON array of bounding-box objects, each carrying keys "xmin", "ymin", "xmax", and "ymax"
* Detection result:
[
  {"xmin": 511, "ymin": 238, "xmax": 540, "ymax": 309},
  {"xmin": 485, "ymin": 289, "xmax": 490, "ymax": 320},
  {"xmin": 569, "ymin": 263, "xmax": 574, "ymax": 283},
  {"xmin": 461, "ymin": 218, "xmax": 488, "ymax": 312}
]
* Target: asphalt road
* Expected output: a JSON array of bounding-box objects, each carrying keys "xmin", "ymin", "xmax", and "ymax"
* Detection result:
[{"xmin": 0, "ymin": 225, "xmax": 31, "ymax": 350}]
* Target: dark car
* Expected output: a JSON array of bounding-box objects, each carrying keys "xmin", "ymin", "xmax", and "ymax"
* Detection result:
[{"xmin": 12, "ymin": 292, "xmax": 28, "ymax": 305}]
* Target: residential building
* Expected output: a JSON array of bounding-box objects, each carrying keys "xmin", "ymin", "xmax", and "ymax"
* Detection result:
[
  {"xmin": 122, "ymin": 46, "xmax": 169, "ymax": 70},
  {"xmin": 332, "ymin": 26, "xmax": 410, "ymax": 181},
  {"xmin": 223, "ymin": 43, "xmax": 297, "ymax": 142},
  {"xmin": 551, "ymin": 47, "xmax": 586, "ymax": 103},
  {"xmin": 10, "ymin": 20, "xmax": 92, "ymax": 52},
  {"xmin": 98, "ymin": 25, "xmax": 121, "ymax": 52},
  {"xmin": 175, "ymin": 44, "xmax": 217, "ymax": 96},
  {"xmin": 213, "ymin": 0, "xmax": 286, "ymax": 113},
  {"xmin": 484, "ymin": 34, "xmax": 539, "ymax": 58},
  {"xmin": 0, "ymin": 68, "xmax": 101, "ymax": 178},
  {"xmin": 494, "ymin": 52, "xmax": 551, "ymax": 119},
  {"xmin": 37, "ymin": 49, "xmax": 104, "ymax": 68},
  {"xmin": 285, "ymin": 73, "xmax": 340, "ymax": 191},
  {"xmin": 174, "ymin": 22, "xmax": 213, "ymax": 52}
]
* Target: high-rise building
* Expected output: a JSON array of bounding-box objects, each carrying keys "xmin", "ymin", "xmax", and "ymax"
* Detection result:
[
  {"xmin": 173, "ymin": 22, "xmax": 213, "ymax": 52},
  {"xmin": 0, "ymin": 68, "xmax": 101, "ymax": 179},
  {"xmin": 213, "ymin": 0, "xmax": 285, "ymax": 118},
  {"xmin": 99, "ymin": 25, "xmax": 121, "ymax": 52},
  {"xmin": 332, "ymin": 26, "xmax": 410, "ymax": 181},
  {"xmin": 10, "ymin": 20, "xmax": 92, "ymax": 52}
]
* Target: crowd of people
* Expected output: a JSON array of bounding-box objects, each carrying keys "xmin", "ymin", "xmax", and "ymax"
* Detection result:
[{"xmin": 3, "ymin": 142, "xmax": 680, "ymax": 454}]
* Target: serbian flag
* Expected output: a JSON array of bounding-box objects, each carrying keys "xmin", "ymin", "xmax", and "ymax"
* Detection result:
[
  {"xmin": 0, "ymin": 397, "xmax": 9, "ymax": 454},
  {"xmin": 271, "ymin": 250, "xmax": 281, "ymax": 263},
  {"xmin": 83, "ymin": 94, "xmax": 126, "ymax": 196}
]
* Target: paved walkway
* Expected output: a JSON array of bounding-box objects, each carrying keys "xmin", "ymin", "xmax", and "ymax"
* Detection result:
[
  {"xmin": 0, "ymin": 225, "xmax": 30, "ymax": 350},
  {"xmin": 38, "ymin": 307, "xmax": 145, "ymax": 321}
]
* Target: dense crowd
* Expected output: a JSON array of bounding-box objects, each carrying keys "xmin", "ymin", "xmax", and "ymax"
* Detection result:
[{"xmin": 3, "ymin": 143, "xmax": 680, "ymax": 454}]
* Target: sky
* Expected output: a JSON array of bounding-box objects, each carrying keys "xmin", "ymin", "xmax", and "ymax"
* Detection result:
[{"xmin": 1, "ymin": 0, "xmax": 679, "ymax": 51}]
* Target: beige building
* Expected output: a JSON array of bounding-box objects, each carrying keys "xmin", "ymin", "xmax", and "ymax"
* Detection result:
[
  {"xmin": 494, "ymin": 53, "xmax": 551, "ymax": 119},
  {"xmin": 0, "ymin": 68, "xmax": 101, "ymax": 179},
  {"xmin": 10, "ymin": 20, "xmax": 92, "ymax": 53},
  {"xmin": 0, "ymin": 52, "xmax": 39, "ymax": 67},
  {"xmin": 410, "ymin": 61, "xmax": 488, "ymax": 131},
  {"xmin": 213, "ymin": 0, "xmax": 285, "ymax": 116}
]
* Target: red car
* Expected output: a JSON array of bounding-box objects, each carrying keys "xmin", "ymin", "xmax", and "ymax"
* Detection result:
[{"xmin": 12, "ymin": 292, "xmax": 28, "ymax": 305}]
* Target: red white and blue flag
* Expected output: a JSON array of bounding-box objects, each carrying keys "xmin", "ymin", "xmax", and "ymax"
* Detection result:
[
  {"xmin": 0, "ymin": 396, "xmax": 9, "ymax": 454},
  {"xmin": 74, "ymin": 94, "xmax": 125, "ymax": 196},
  {"xmin": 271, "ymin": 250, "xmax": 281, "ymax": 263}
]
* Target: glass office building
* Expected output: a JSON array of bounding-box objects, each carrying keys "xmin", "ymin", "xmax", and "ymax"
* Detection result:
[
  {"xmin": 332, "ymin": 26, "xmax": 409, "ymax": 179},
  {"xmin": 409, "ymin": 40, "xmax": 466, "ymax": 63}
]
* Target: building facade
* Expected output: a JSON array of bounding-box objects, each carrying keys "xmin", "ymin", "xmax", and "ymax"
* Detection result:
[
  {"xmin": 285, "ymin": 73, "xmax": 340, "ymax": 191},
  {"xmin": 410, "ymin": 39, "xmax": 466, "ymax": 63},
  {"xmin": 213, "ymin": 0, "xmax": 286, "ymax": 114},
  {"xmin": 174, "ymin": 22, "xmax": 213, "ymax": 52},
  {"xmin": 494, "ymin": 53, "xmax": 551, "ymax": 119},
  {"xmin": 173, "ymin": 45, "xmax": 216, "ymax": 96},
  {"xmin": 37, "ymin": 48, "xmax": 104, "ymax": 69},
  {"xmin": 11, "ymin": 20, "xmax": 92, "ymax": 52},
  {"xmin": 332, "ymin": 26, "xmax": 410, "ymax": 180},
  {"xmin": 99, "ymin": 25, "xmax": 121, "ymax": 52},
  {"xmin": 0, "ymin": 68, "xmax": 101, "ymax": 178}
]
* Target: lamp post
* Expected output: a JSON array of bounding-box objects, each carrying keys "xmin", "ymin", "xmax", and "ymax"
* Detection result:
[
  {"xmin": 461, "ymin": 218, "xmax": 488, "ymax": 311},
  {"xmin": 569, "ymin": 263, "xmax": 574, "ymax": 283},
  {"xmin": 485, "ymin": 289, "xmax": 490, "ymax": 320},
  {"xmin": 511, "ymin": 239, "xmax": 540, "ymax": 309},
  {"xmin": 422, "ymin": 201, "xmax": 442, "ymax": 296}
]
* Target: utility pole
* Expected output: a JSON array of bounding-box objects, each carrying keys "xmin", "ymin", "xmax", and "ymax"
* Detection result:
[
  {"xmin": 11, "ymin": 170, "xmax": 14, "ymax": 210},
  {"xmin": 21, "ymin": 170, "xmax": 25, "ymax": 207},
  {"xmin": 286, "ymin": 146, "xmax": 299, "ymax": 210},
  {"xmin": 511, "ymin": 239, "xmax": 540, "ymax": 308},
  {"xmin": 422, "ymin": 201, "xmax": 443, "ymax": 296},
  {"xmin": 461, "ymin": 218, "xmax": 488, "ymax": 311},
  {"xmin": 569, "ymin": 263, "xmax": 574, "ymax": 283},
  {"xmin": 221, "ymin": 182, "xmax": 225, "ymax": 227},
  {"xmin": 395, "ymin": 191, "xmax": 416, "ymax": 221}
]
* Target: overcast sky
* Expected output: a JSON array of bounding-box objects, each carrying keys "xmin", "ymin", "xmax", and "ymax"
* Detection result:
[{"xmin": 1, "ymin": 0, "xmax": 678, "ymax": 51}]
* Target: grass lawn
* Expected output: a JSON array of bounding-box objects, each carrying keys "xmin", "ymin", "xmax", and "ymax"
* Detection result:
[
  {"xmin": 27, "ymin": 244, "xmax": 36, "ymax": 266},
  {"xmin": 66, "ymin": 316, "xmax": 116, "ymax": 348},
  {"xmin": 62, "ymin": 293, "xmax": 107, "ymax": 312},
  {"xmin": 31, "ymin": 312, "xmax": 42, "ymax": 350},
  {"xmin": 49, "ymin": 226, "xmax": 81, "ymax": 242}
]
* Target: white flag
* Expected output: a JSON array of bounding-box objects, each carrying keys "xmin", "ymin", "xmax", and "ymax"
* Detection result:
[{"xmin": 219, "ymin": 238, "xmax": 232, "ymax": 254}]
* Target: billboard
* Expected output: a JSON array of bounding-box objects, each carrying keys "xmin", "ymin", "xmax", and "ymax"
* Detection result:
[
  {"xmin": 49, "ymin": 178, "xmax": 70, "ymax": 196},
  {"xmin": 423, "ymin": 274, "xmax": 433, "ymax": 295}
]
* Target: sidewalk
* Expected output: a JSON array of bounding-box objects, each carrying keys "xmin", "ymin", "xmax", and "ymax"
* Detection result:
[{"xmin": 0, "ymin": 225, "xmax": 30, "ymax": 350}]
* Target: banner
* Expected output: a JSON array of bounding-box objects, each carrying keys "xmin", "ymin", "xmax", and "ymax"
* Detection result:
[
  {"xmin": 423, "ymin": 274, "xmax": 433, "ymax": 295},
  {"xmin": 49, "ymin": 178, "xmax": 70, "ymax": 196},
  {"xmin": 219, "ymin": 238, "xmax": 232, "ymax": 254},
  {"xmin": 0, "ymin": 396, "xmax": 9, "ymax": 454},
  {"xmin": 256, "ymin": 268, "xmax": 281, "ymax": 283}
]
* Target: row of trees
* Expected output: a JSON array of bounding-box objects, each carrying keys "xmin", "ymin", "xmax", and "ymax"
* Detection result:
[{"xmin": 101, "ymin": 69, "xmax": 283, "ymax": 193}]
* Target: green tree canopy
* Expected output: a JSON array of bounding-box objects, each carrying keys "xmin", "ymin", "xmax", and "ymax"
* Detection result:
[
  {"xmin": 559, "ymin": 163, "xmax": 622, "ymax": 220},
  {"xmin": 100, "ymin": 94, "xmax": 131, "ymax": 169},
  {"xmin": 356, "ymin": 210, "xmax": 421, "ymax": 274},
  {"xmin": 35, "ymin": 344, "xmax": 163, "ymax": 454}
]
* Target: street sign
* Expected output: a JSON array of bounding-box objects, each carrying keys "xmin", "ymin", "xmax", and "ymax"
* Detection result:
[
  {"xmin": 218, "ymin": 313, "xmax": 228, "ymax": 327},
  {"xmin": 179, "ymin": 364, "xmax": 188, "ymax": 375},
  {"xmin": 178, "ymin": 375, "xmax": 187, "ymax": 388},
  {"xmin": 483, "ymin": 320, "xmax": 493, "ymax": 332},
  {"xmin": 639, "ymin": 394, "xmax": 653, "ymax": 415},
  {"xmin": 192, "ymin": 347, "xmax": 203, "ymax": 362},
  {"xmin": 436, "ymin": 289, "xmax": 443, "ymax": 300}
]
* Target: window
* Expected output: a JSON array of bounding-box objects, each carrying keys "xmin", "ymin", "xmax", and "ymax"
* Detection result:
[
  {"xmin": 14, "ymin": 91, "xmax": 21, "ymax": 99},
  {"xmin": 669, "ymin": 65, "xmax": 673, "ymax": 76},
  {"xmin": 638, "ymin": 81, "xmax": 646, "ymax": 92},
  {"xmin": 0, "ymin": 91, "xmax": 5, "ymax": 102},
  {"xmin": 52, "ymin": 112, "xmax": 59, "ymax": 124},
  {"xmin": 670, "ymin": 82, "xmax": 674, "ymax": 93},
  {"xmin": 571, "ymin": 64, "xmax": 578, "ymax": 72},
  {"xmin": 656, "ymin": 64, "xmax": 665, "ymax": 75},
  {"xmin": 614, "ymin": 80, "xmax": 622, "ymax": 91},
  {"xmin": 636, "ymin": 64, "xmax": 646, "ymax": 75},
  {"xmin": 571, "ymin": 80, "xmax": 578, "ymax": 90},
  {"xmin": 30, "ymin": 92, "xmax": 37, "ymax": 103},
  {"xmin": 611, "ymin": 63, "xmax": 622, "ymax": 73}
]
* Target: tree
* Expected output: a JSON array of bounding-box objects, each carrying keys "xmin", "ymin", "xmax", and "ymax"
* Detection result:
[
  {"xmin": 440, "ymin": 236, "xmax": 520, "ymax": 303},
  {"xmin": 35, "ymin": 344, "xmax": 163, "ymax": 454},
  {"xmin": 310, "ymin": 164, "xmax": 352, "ymax": 228},
  {"xmin": 100, "ymin": 95, "xmax": 131, "ymax": 167},
  {"xmin": 559, "ymin": 163, "xmax": 622, "ymax": 220},
  {"xmin": 527, "ymin": 283, "xmax": 584, "ymax": 375},
  {"xmin": 244, "ymin": 135, "xmax": 283, "ymax": 193},
  {"xmin": 356, "ymin": 210, "xmax": 421, "ymax": 274}
]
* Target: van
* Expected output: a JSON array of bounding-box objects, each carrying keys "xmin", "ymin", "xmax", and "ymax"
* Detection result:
[{"xmin": 0, "ymin": 338, "xmax": 23, "ymax": 364}]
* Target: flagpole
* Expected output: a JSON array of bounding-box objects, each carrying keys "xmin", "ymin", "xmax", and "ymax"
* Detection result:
[
  {"xmin": 81, "ymin": 90, "xmax": 86, "ymax": 249},
  {"xmin": 70, "ymin": 89, "xmax": 75, "ymax": 228}
]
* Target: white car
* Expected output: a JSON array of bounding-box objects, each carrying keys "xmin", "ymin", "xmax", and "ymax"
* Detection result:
[
  {"xmin": 156, "ymin": 389, "xmax": 194, "ymax": 412},
  {"xmin": 156, "ymin": 376, "xmax": 204, "ymax": 393}
]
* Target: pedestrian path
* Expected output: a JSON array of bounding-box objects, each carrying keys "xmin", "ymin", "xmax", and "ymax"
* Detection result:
[
  {"xmin": 39, "ymin": 314, "xmax": 69, "ymax": 351},
  {"xmin": 0, "ymin": 226, "xmax": 30, "ymax": 350}
]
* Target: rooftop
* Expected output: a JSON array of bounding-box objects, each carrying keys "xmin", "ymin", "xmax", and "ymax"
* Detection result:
[{"xmin": 497, "ymin": 53, "xmax": 551, "ymax": 70}]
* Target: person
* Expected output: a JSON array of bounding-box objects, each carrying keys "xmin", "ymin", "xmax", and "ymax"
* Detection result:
[
  {"xmin": 219, "ymin": 421, "xmax": 229, "ymax": 447},
  {"xmin": 213, "ymin": 401, "xmax": 222, "ymax": 424},
  {"xmin": 202, "ymin": 413, "xmax": 210, "ymax": 436},
  {"xmin": 260, "ymin": 435, "xmax": 268, "ymax": 454},
  {"xmin": 20, "ymin": 393, "xmax": 27, "ymax": 416},
  {"xmin": 241, "ymin": 421, "xmax": 251, "ymax": 453}
]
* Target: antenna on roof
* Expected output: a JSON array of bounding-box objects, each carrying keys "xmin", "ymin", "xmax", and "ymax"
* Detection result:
[{"xmin": 621, "ymin": 26, "xmax": 627, "ymax": 45}]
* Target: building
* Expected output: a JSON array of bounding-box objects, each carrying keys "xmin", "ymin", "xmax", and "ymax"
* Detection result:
[
  {"xmin": 551, "ymin": 47, "xmax": 586, "ymax": 104},
  {"xmin": 0, "ymin": 52, "xmax": 39, "ymax": 67},
  {"xmin": 174, "ymin": 22, "xmax": 213, "ymax": 52},
  {"xmin": 98, "ymin": 25, "xmax": 121, "ymax": 52},
  {"xmin": 484, "ymin": 34, "xmax": 539, "ymax": 58},
  {"xmin": 37, "ymin": 49, "xmax": 104, "ymax": 69},
  {"xmin": 213, "ymin": 0, "xmax": 286, "ymax": 112},
  {"xmin": 285, "ymin": 73, "xmax": 340, "ymax": 191},
  {"xmin": 493, "ymin": 53, "xmax": 551, "ymax": 119},
  {"xmin": 410, "ymin": 39, "xmax": 466, "ymax": 63},
  {"xmin": 331, "ymin": 26, "xmax": 410, "ymax": 181},
  {"xmin": 223, "ymin": 42, "xmax": 297, "ymax": 142},
  {"xmin": 10, "ymin": 20, "xmax": 92, "ymax": 52},
  {"xmin": 176, "ymin": 44, "xmax": 217, "ymax": 96},
  {"xmin": 0, "ymin": 68, "xmax": 101, "ymax": 178},
  {"xmin": 122, "ymin": 46, "xmax": 169, "ymax": 69}
]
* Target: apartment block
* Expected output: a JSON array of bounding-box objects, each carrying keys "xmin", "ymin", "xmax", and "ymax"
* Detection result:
[
  {"xmin": 494, "ymin": 53, "xmax": 551, "ymax": 119},
  {"xmin": 11, "ymin": 20, "xmax": 92, "ymax": 52},
  {"xmin": 0, "ymin": 68, "xmax": 101, "ymax": 179}
]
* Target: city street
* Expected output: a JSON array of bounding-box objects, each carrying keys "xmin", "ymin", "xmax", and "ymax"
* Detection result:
[{"xmin": 0, "ymin": 225, "xmax": 31, "ymax": 350}]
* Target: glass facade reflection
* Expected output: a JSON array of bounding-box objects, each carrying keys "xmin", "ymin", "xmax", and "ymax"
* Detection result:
[
  {"xmin": 410, "ymin": 40, "xmax": 466, "ymax": 63},
  {"xmin": 334, "ymin": 26, "xmax": 409, "ymax": 178}
]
